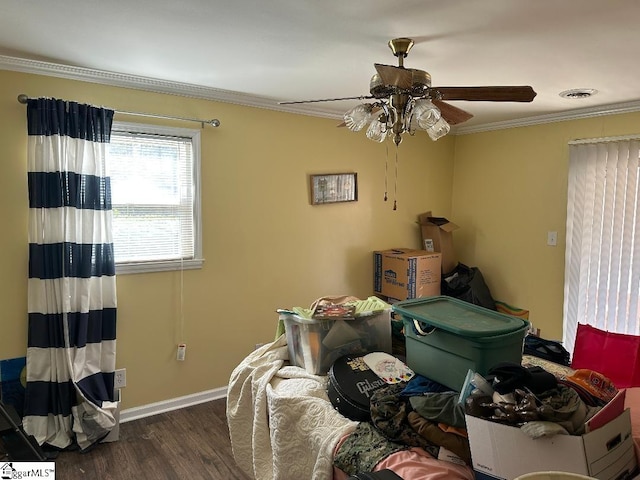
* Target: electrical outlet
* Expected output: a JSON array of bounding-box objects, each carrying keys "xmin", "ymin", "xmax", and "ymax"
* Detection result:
[{"xmin": 114, "ymin": 368, "xmax": 126, "ymax": 389}]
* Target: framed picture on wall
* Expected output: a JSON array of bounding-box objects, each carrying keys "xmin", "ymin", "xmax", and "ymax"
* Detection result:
[{"xmin": 310, "ymin": 173, "xmax": 358, "ymax": 205}]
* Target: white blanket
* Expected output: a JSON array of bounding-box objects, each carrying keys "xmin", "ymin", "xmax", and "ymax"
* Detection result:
[{"xmin": 227, "ymin": 335, "xmax": 358, "ymax": 480}]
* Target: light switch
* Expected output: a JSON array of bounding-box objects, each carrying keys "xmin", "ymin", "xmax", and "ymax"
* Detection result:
[{"xmin": 547, "ymin": 231, "xmax": 558, "ymax": 246}]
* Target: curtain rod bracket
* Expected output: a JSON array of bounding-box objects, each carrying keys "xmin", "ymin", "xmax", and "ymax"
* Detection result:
[{"xmin": 17, "ymin": 94, "xmax": 221, "ymax": 128}]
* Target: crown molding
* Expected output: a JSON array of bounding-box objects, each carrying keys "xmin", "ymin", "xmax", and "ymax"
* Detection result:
[
  {"xmin": 0, "ymin": 54, "xmax": 334, "ymax": 117},
  {"xmin": 455, "ymin": 99, "xmax": 640, "ymax": 135},
  {"xmin": 3, "ymin": 54, "xmax": 639, "ymax": 131}
]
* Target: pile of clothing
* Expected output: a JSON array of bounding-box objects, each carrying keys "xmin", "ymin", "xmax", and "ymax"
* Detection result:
[
  {"xmin": 334, "ymin": 375, "xmax": 472, "ymax": 475},
  {"xmin": 464, "ymin": 362, "xmax": 618, "ymax": 439},
  {"xmin": 333, "ymin": 361, "xmax": 620, "ymax": 477}
]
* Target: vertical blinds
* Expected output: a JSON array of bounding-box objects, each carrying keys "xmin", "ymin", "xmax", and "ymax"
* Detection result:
[
  {"xmin": 563, "ymin": 138, "xmax": 640, "ymax": 353},
  {"xmin": 108, "ymin": 130, "xmax": 195, "ymax": 263}
]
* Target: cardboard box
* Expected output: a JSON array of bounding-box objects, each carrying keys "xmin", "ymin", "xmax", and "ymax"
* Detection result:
[
  {"xmin": 466, "ymin": 406, "xmax": 637, "ymax": 480},
  {"xmin": 624, "ymin": 387, "xmax": 640, "ymax": 465},
  {"xmin": 373, "ymin": 249, "xmax": 441, "ymax": 301},
  {"xmin": 417, "ymin": 211, "xmax": 459, "ymax": 274}
]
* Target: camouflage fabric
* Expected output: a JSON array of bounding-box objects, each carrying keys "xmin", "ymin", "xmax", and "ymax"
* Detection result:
[
  {"xmin": 333, "ymin": 421, "xmax": 408, "ymax": 475},
  {"xmin": 369, "ymin": 383, "xmax": 441, "ymax": 458}
]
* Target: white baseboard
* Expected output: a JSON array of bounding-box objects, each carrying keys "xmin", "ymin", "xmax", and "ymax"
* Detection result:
[{"xmin": 119, "ymin": 386, "xmax": 228, "ymax": 423}]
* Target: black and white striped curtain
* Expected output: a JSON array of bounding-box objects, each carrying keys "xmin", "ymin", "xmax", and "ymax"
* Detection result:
[{"xmin": 22, "ymin": 98, "xmax": 119, "ymax": 451}]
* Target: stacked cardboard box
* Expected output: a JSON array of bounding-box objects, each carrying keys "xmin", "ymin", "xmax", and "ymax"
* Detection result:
[
  {"xmin": 373, "ymin": 248, "xmax": 441, "ymax": 301},
  {"xmin": 417, "ymin": 211, "xmax": 459, "ymax": 273}
]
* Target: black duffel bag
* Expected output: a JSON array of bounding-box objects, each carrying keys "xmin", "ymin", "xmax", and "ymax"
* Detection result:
[
  {"xmin": 523, "ymin": 335, "xmax": 571, "ymax": 366},
  {"xmin": 441, "ymin": 263, "xmax": 496, "ymax": 310}
]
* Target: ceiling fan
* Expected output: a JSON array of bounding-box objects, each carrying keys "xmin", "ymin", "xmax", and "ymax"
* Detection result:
[{"xmin": 279, "ymin": 38, "xmax": 537, "ymax": 145}]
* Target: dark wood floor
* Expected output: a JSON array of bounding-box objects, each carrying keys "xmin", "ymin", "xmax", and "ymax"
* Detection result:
[{"xmin": 52, "ymin": 398, "xmax": 252, "ymax": 480}]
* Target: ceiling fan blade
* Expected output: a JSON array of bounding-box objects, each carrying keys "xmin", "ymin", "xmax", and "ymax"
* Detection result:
[
  {"xmin": 279, "ymin": 95, "xmax": 373, "ymax": 105},
  {"xmin": 433, "ymin": 100, "xmax": 474, "ymax": 125},
  {"xmin": 434, "ymin": 86, "xmax": 537, "ymax": 102},
  {"xmin": 374, "ymin": 64, "xmax": 413, "ymax": 90}
]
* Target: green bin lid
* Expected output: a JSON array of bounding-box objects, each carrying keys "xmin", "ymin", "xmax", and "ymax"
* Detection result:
[{"xmin": 392, "ymin": 296, "xmax": 527, "ymax": 337}]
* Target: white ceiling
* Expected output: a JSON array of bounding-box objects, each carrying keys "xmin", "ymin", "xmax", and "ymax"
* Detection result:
[{"xmin": 2, "ymin": 0, "xmax": 640, "ymax": 131}]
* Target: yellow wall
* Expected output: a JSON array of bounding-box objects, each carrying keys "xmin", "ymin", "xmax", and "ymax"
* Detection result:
[
  {"xmin": 451, "ymin": 112, "xmax": 640, "ymax": 339},
  {"xmin": 6, "ymin": 69, "xmax": 639, "ymax": 410},
  {"xmin": 0, "ymin": 70, "xmax": 455, "ymax": 409}
]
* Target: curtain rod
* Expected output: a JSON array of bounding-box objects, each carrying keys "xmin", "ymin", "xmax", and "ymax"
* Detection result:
[{"xmin": 16, "ymin": 94, "xmax": 220, "ymax": 128}]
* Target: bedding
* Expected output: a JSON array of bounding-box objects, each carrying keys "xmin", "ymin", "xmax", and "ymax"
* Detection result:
[
  {"xmin": 226, "ymin": 335, "xmax": 475, "ymax": 480},
  {"xmin": 227, "ymin": 335, "xmax": 357, "ymax": 480}
]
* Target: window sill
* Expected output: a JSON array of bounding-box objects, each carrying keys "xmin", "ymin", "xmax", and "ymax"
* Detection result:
[{"xmin": 116, "ymin": 258, "xmax": 204, "ymax": 275}]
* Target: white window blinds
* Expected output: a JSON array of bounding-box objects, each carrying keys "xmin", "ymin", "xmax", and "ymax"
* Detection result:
[
  {"xmin": 563, "ymin": 137, "xmax": 640, "ymax": 354},
  {"xmin": 108, "ymin": 124, "xmax": 201, "ymax": 270}
]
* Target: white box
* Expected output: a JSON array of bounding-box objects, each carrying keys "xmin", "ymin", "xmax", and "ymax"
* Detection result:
[{"xmin": 466, "ymin": 409, "xmax": 637, "ymax": 480}]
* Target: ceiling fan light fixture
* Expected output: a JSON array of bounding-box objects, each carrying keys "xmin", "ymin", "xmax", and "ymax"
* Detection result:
[
  {"xmin": 410, "ymin": 69, "xmax": 432, "ymax": 95},
  {"xmin": 365, "ymin": 116, "xmax": 387, "ymax": 143},
  {"xmin": 280, "ymin": 37, "xmax": 537, "ymax": 148},
  {"xmin": 426, "ymin": 117, "xmax": 450, "ymax": 141},
  {"xmin": 344, "ymin": 103, "xmax": 375, "ymax": 131},
  {"xmin": 412, "ymin": 99, "xmax": 441, "ymax": 130}
]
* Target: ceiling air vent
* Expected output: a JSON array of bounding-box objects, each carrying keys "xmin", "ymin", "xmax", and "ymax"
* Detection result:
[{"xmin": 559, "ymin": 88, "xmax": 598, "ymax": 99}]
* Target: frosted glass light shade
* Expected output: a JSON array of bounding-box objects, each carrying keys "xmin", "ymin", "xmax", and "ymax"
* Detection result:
[
  {"xmin": 413, "ymin": 99, "xmax": 441, "ymax": 130},
  {"xmin": 427, "ymin": 117, "xmax": 450, "ymax": 141},
  {"xmin": 344, "ymin": 104, "xmax": 374, "ymax": 132},
  {"xmin": 366, "ymin": 118, "xmax": 387, "ymax": 142}
]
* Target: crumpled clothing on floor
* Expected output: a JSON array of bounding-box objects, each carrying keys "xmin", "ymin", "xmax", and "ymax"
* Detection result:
[
  {"xmin": 400, "ymin": 374, "xmax": 453, "ymax": 397},
  {"xmin": 333, "ymin": 421, "xmax": 408, "ymax": 476},
  {"xmin": 562, "ymin": 368, "xmax": 618, "ymax": 407},
  {"xmin": 535, "ymin": 384, "xmax": 600, "ymax": 435},
  {"xmin": 409, "ymin": 392, "xmax": 467, "ymax": 429},
  {"xmin": 369, "ymin": 383, "xmax": 440, "ymax": 458},
  {"xmin": 520, "ymin": 420, "xmax": 570, "ymax": 439},
  {"xmin": 464, "ymin": 382, "xmax": 601, "ymax": 438},
  {"xmin": 488, "ymin": 362, "xmax": 558, "ymax": 395},
  {"xmin": 407, "ymin": 411, "xmax": 472, "ymax": 464}
]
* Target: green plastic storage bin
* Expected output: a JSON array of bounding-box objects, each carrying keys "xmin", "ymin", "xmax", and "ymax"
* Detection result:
[{"xmin": 393, "ymin": 296, "xmax": 529, "ymax": 391}]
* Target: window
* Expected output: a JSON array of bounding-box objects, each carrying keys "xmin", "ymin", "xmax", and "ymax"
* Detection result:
[
  {"xmin": 107, "ymin": 122, "xmax": 203, "ymax": 274},
  {"xmin": 563, "ymin": 137, "xmax": 640, "ymax": 353}
]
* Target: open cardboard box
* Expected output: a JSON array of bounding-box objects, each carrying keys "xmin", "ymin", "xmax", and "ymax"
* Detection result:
[
  {"xmin": 466, "ymin": 389, "xmax": 637, "ymax": 480},
  {"xmin": 417, "ymin": 211, "xmax": 459, "ymax": 273}
]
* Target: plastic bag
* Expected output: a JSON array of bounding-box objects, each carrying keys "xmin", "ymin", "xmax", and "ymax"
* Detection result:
[
  {"xmin": 441, "ymin": 263, "xmax": 496, "ymax": 310},
  {"xmin": 572, "ymin": 323, "xmax": 640, "ymax": 388}
]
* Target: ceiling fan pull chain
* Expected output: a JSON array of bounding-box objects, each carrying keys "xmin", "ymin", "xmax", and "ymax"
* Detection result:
[
  {"xmin": 384, "ymin": 143, "xmax": 389, "ymax": 202},
  {"xmin": 393, "ymin": 146, "xmax": 399, "ymax": 211}
]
